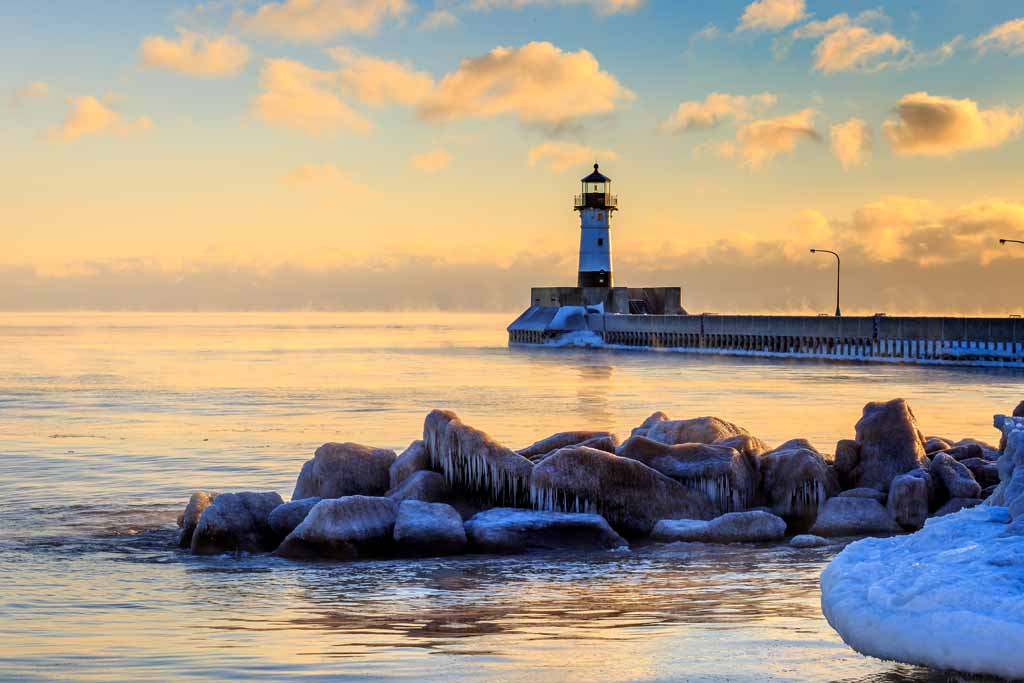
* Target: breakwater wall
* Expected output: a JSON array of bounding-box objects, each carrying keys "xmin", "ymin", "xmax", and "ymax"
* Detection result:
[{"xmin": 507, "ymin": 307, "xmax": 1024, "ymax": 367}]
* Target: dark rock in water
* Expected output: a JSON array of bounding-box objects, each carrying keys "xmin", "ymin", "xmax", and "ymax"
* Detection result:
[
  {"xmin": 715, "ymin": 434, "xmax": 770, "ymax": 459},
  {"xmin": 393, "ymin": 500, "xmax": 467, "ymax": 556},
  {"xmin": 887, "ymin": 473, "xmax": 929, "ymax": 530},
  {"xmin": 952, "ymin": 438, "xmax": 1000, "ymax": 461},
  {"xmin": 833, "ymin": 439, "xmax": 861, "ymax": 483},
  {"xmin": 933, "ymin": 497, "xmax": 983, "ymax": 517},
  {"xmin": 268, "ymin": 497, "xmax": 321, "ymax": 539},
  {"xmin": 292, "ymin": 442, "xmax": 396, "ymax": 500},
  {"xmin": 932, "ymin": 444, "xmax": 984, "ymax": 462},
  {"xmin": 809, "ymin": 497, "xmax": 900, "ymax": 537},
  {"xmin": 387, "ymin": 470, "xmax": 447, "ymax": 504},
  {"xmin": 930, "ymin": 452, "xmax": 983, "ymax": 500},
  {"xmin": 276, "ymin": 496, "xmax": 397, "ymax": 560},
  {"xmin": 758, "ymin": 442, "xmax": 838, "ymax": 529},
  {"xmin": 790, "ymin": 534, "xmax": 831, "ymax": 548},
  {"xmin": 617, "ymin": 436, "xmax": 757, "ymax": 514},
  {"xmin": 191, "ymin": 491, "xmax": 284, "ymax": 555},
  {"xmin": 852, "ymin": 398, "xmax": 929, "ymax": 492},
  {"xmin": 518, "ymin": 431, "xmax": 617, "ymax": 461},
  {"xmin": 178, "ymin": 490, "xmax": 218, "ymax": 549},
  {"xmin": 838, "ymin": 488, "xmax": 887, "ymax": 504},
  {"xmin": 465, "ymin": 508, "xmax": 626, "ymax": 553},
  {"xmin": 630, "ymin": 411, "xmax": 668, "ymax": 439},
  {"xmin": 433, "ymin": 417, "xmax": 533, "ymax": 507},
  {"xmin": 959, "ymin": 458, "xmax": 1000, "ymax": 488},
  {"xmin": 923, "ymin": 436, "xmax": 953, "ymax": 455},
  {"xmin": 651, "ymin": 510, "xmax": 786, "ymax": 543},
  {"xmin": 530, "ymin": 445, "xmax": 714, "ymax": 537},
  {"xmin": 645, "ymin": 416, "xmax": 749, "ymax": 446},
  {"xmin": 389, "ymin": 440, "xmax": 430, "ymax": 489}
]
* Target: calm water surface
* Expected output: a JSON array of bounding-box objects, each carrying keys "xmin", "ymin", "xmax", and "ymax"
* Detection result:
[{"xmin": 1, "ymin": 312, "xmax": 1019, "ymax": 683}]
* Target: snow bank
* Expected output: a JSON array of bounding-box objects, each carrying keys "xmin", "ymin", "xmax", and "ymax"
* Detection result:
[{"xmin": 821, "ymin": 505, "xmax": 1024, "ymax": 679}]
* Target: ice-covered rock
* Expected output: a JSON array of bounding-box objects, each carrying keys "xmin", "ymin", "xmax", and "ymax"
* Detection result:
[
  {"xmin": 930, "ymin": 452, "xmax": 982, "ymax": 500},
  {"xmin": 821, "ymin": 506, "xmax": 1024, "ymax": 679},
  {"xmin": 392, "ymin": 500, "xmax": 467, "ymax": 556},
  {"xmin": 810, "ymin": 497, "xmax": 900, "ymax": 537},
  {"xmin": 651, "ymin": 511, "xmax": 786, "ymax": 544},
  {"xmin": 629, "ymin": 411, "xmax": 668, "ymax": 438},
  {"xmin": 931, "ymin": 443, "xmax": 983, "ymax": 462},
  {"xmin": 837, "ymin": 488, "xmax": 886, "ymax": 503},
  {"xmin": 989, "ymin": 415, "xmax": 1024, "ymax": 517},
  {"xmin": 178, "ymin": 490, "xmax": 217, "ymax": 549},
  {"xmin": 953, "ymin": 438, "xmax": 1000, "ymax": 461},
  {"xmin": 268, "ymin": 497, "xmax": 321, "ymax": 539},
  {"xmin": 851, "ymin": 398, "xmax": 929, "ymax": 492},
  {"xmin": 276, "ymin": 495, "xmax": 398, "ymax": 560},
  {"xmin": 934, "ymin": 497, "xmax": 982, "ymax": 517},
  {"xmin": 959, "ymin": 457, "xmax": 999, "ymax": 488},
  {"xmin": 790, "ymin": 534, "xmax": 831, "ymax": 548},
  {"xmin": 645, "ymin": 416, "xmax": 749, "ymax": 446},
  {"xmin": 389, "ymin": 440, "xmax": 430, "ymax": 489},
  {"xmin": 886, "ymin": 473, "xmax": 929, "ymax": 530},
  {"xmin": 190, "ymin": 491, "xmax": 284, "ymax": 555},
  {"xmin": 530, "ymin": 445, "xmax": 714, "ymax": 537},
  {"xmin": 714, "ymin": 433, "xmax": 770, "ymax": 459},
  {"xmin": 922, "ymin": 436, "xmax": 953, "ymax": 455},
  {"xmin": 617, "ymin": 436, "xmax": 756, "ymax": 514},
  {"xmin": 432, "ymin": 417, "xmax": 533, "ymax": 508},
  {"xmin": 518, "ymin": 431, "xmax": 617, "ymax": 461},
  {"xmin": 422, "ymin": 408, "xmax": 459, "ymax": 464},
  {"xmin": 758, "ymin": 441, "xmax": 838, "ymax": 529},
  {"xmin": 464, "ymin": 508, "xmax": 626, "ymax": 553},
  {"xmin": 386, "ymin": 470, "xmax": 447, "ymax": 504},
  {"xmin": 999, "ymin": 401, "xmax": 1024, "ymax": 453},
  {"xmin": 292, "ymin": 442, "xmax": 396, "ymax": 500},
  {"xmin": 832, "ymin": 439, "xmax": 861, "ymax": 489}
]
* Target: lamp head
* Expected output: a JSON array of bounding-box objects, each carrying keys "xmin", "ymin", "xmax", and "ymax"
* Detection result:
[
  {"xmin": 1001, "ymin": 239, "xmax": 1007, "ymax": 244},
  {"xmin": 809, "ymin": 248, "xmax": 816, "ymax": 253}
]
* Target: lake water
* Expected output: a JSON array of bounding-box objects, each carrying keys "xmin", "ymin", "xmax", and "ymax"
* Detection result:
[{"xmin": 1, "ymin": 311, "xmax": 1019, "ymax": 683}]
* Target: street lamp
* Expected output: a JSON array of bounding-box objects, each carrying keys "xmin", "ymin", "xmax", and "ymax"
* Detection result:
[
  {"xmin": 810, "ymin": 248, "xmax": 841, "ymax": 317},
  {"xmin": 1001, "ymin": 239, "xmax": 1024, "ymax": 246}
]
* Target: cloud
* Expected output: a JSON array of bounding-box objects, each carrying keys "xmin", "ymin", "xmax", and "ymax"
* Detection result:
[
  {"xmin": 466, "ymin": 0, "xmax": 643, "ymax": 16},
  {"xmin": 281, "ymin": 162, "xmax": 365, "ymax": 188},
  {"xmin": 660, "ymin": 92, "xmax": 776, "ymax": 134},
  {"xmin": 418, "ymin": 41, "xmax": 633, "ymax": 126},
  {"xmin": 240, "ymin": 0, "xmax": 412, "ymax": 42},
  {"xmin": 49, "ymin": 96, "xmax": 153, "ymax": 142},
  {"xmin": 882, "ymin": 92, "xmax": 1024, "ymax": 157},
  {"xmin": 410, "ymin": 148, "xmax": 452, "ymax": 173},
  {"xmin": 830, "ymin": 117, "xmax": 872, "ymax": 169},
  {"xmin": 330, "ymin": 47, "xmax": 434, "ymax": 107},
  {"xmin": 254, "ymin": 58, "xmax": 372, "ymax": 134},
  {"xmin": 140, "ymin": 29, "xmax": 250, "ymax": 77},
  {"xmin": 975, "ymin": 18, "xmax": 1024, "ymax": 55},
  {"xmin": 8, "ymin": 81, "xmax": 48, "ymax": 108},
  {"xmin": 527, "ymin": 141, "xmax": 618, "ymax": 172},
  {"xmin": 716, "ymin": 108, "xmax": 820, "ymax": 168},
  {"xmin": 418, "ymin": 8, "xmax": 458, "ymax": 29},
  {"xmin": 738, "ymin": 0, "xmax": 806, "ymax": 32}
]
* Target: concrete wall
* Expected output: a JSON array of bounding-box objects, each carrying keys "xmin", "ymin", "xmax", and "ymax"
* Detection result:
[{"xmin": 530, "ymin": 286, "xmax": 683, "ymax": 314}]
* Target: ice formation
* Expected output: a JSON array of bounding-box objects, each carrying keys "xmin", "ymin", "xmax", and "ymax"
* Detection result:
[{"xmin": 432, "ymin": 417, "xmax": 534, "ymax": 508}]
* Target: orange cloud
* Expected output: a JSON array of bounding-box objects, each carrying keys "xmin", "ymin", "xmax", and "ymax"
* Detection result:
[
  {"xmin": 716, "ymin": 108, "xmax": 820, "ymax": 168},
  {"xmin": 660, "ymin": 92, "xmax": 776, "ymax": 134},
  {"xmin": 140, "ymin": 29, "xmax": 250, "ymax": 77},
  {"xmin": 467, "ymin": 0, "xmax": 643, "ymax": 15},
  {"xmin": 883, "ymin": 92, "xmax": 1024, "ymax": 157},
  {"xmin": 738, "ymin": 0, "xmax": 806, "ymax": 32},
  {"xmin": 409, "ymin": 148, "xmax": 453, "ymax": 173},
  {"xmin": 8, "ymin": 80, "xmax": 48, "ymax": 107},
  {"xmin": 830, "ymin": 117, "xmax": 872, "ymax": 169},
  {"xmin": 527, "ymin": 141, "xmax": 618, "ymax": 172},
  {"xmin": 281, "ymin": 163, "xmax": 370, "ymax": 192},
  {"xmin": 330, "ymin": 48, "xmax": 434, "ymax": 107},
  {"xmin": 418, "ymin": 41, "xmax": 634, "ymax": 126},
  {"xmin": 241, "ymin": 0, "xmax": 412, "ymax": 42},
  {"xmin": 49, "ymin": 96, "xmax": 153, "ymax": 142},
  {"xmin": 255, "ymin": 58, "xmax": 372, "ymax": 134},
  {"xmin": 418, "ymin": 9, "xmax": 457, "ymax": 30},
  {"xmin": 974, "ymin": 18, "xmax": 1024, "ymax": 55}
]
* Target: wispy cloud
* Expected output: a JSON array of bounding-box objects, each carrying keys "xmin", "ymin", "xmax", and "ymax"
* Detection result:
[
  {"xmin": 737, "ymin": 0, "xmax": 806, "ymax": 32},
  {"xmin": 830, "ymin": 117, "xmax": 872, "ymax": 169},
  {"xmin": 49, "ymin": 96, "xmax": 153, "ymax": 142},
  {"xmin": 715, "ymin": 108, "xmax": 820, "ymax": 168},
  {"xmin": 239, "ymin": 0, "xmax": 412, "ymax": 42},
  {"xmin": 974, "ymin": 18, "xmax": 1024, "ymax": 55},
  {"xmin": 139, "ymin": 29, "xmax": 250, "ymax": 77},
  {"xmin": 660, "ymin": 92, "xmax": 776, "ymax": 134},
  {"xmin": 527, "ymin": 141, "xmax": 618, "ymax": 172}
]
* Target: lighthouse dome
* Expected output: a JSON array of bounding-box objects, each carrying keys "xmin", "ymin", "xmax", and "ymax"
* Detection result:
[{"xmin": 581, "ymin": 163, "xmax": 610, "ymax": 183}]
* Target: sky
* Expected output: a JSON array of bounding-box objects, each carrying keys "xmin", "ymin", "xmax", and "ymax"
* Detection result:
[{"xmin": 3, "ymin": 0, "xmax": 1024, "ymax": 313}]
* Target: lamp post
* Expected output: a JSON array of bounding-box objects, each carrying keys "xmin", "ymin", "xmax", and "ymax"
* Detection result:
[
  {"xmin": 1001, "ymin": 239, "xmax": 1024, "ymax": 246},
  {"xmin": 810, "ymin": 248, "xmax": 841, "ymax": 317}
]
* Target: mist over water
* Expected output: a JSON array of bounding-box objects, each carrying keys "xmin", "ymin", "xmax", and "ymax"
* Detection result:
[{"xmin": 0, "ymin": 312, "xmax": 1018, "ymax": 683}]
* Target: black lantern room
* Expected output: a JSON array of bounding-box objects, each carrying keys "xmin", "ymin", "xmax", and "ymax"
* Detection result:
[{"xmin": 574, "ymin": 163, "xmax": 618, "ymax": 211}]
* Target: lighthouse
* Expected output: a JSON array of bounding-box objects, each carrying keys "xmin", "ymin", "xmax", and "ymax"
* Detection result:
[{"xmin": 574, "ymin": 163, "xmax": 617, "ymax": 288}]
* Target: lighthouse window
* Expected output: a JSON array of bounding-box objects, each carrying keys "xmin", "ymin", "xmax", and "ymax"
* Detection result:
[
  {"xmin": 597, "ymin": 213, "xmax": 603, "ymax": 220},
  {"xmin": 597, "ymin": 238, "xmax": 604, "ymax": 246}
]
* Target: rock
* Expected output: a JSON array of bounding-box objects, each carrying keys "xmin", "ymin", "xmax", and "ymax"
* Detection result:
[
  {"xmin": 178, "ymin": 491, "xmax": 217, "ymax": 549},
  {"xmin": 464, "ymin": 508, "xmax": 626, "ymax": 553},
  {"xmin": 981, "ymin": 484, "xmax": 998, "ymax": 500},
  {"xmin": 809, "ymin": 497, "xmax": 900, "ymax": 537},
  {"xmin": 386, "ymin": 470, "xmax": 447, "ymax": 504},
  {"xmin": 292, "ymin": 442, "xmax": 396, "ymax": 500},
  {"xmin": 630, "ymin": 411, "xmax": 668, "ymax": 438},
  {"xmin": 190, "ymin": 491, "xmax": 284, "ymax": 555},
  {"xmin": 932, "ymin": 444, "xmax": 984, "ymax": 462},
  {"xmin": 1000, "ymin": 402, "xmax": 1024, "ymax": 453},
  {"xmin": 930, "ymin": 452, "xmax": 983, "ymax": 500},
  {"xmin": 530, "ymin": 446, "xmax": 714, "ymax": 537},
  {"xmin": 923, "ymin": 436, "xmax": 953, "ymax": 455},
  {"xmin": 790, "ymin": 534, "xmax": 831, "ymax": 548},
  {"xmin": 887, "ymin": 473, "xmax": 929, "ymax": 530},
  {"xmin": 959, "ymin": 458, "xmax": 1000, "ymax": 488},
  {"xmin": 392, "ymin": 500, "xmax": 467, "ymax": 556},
  {"xmin": 651, "ymin": 511, "xmax": 787, "ymax": 544},
  {"xmin": 833, "ymin": 439, "xmax": 861, "ymax": 488},
  {"xmin": 715, "ymin": 434, "xmax": 770, "ymax": 459},
  {"xmin": 389, "ymin": 440, "xmax": 430, "ymax": 489},
  {"xmin": 645, "ymin": 416, "xmax": 749, "ymax": 446},
  {"xmin": 758, "ymin": 442, "xmax": 838, "ymax": 529},
  {"xmin": 423, "ymin": 408, "xmax": 459, "ymax": 464},
  {"xmin": 276, "ymin": 496, "xmax": 398, "ymax": 560},
  {"xmin": 268, "ymin": 497, "xmax": 321, "ymax": 539},
  {"xmin": 953, "ymin": 438, "xmax": 1000, "ymax": 461},
  {"xmin": 433, "ymin": 418, "xmax": 533, "ymax": 507},
  {"xmin": 617, "ymin": 436, "xmax": 757, "ymax": 514},
  {"xmin": 851, "ymin": 398, "xmax": 929, "ymax": 491},
  {"xmin": 933, "ymin": 497, "xmax": 983, "ymax": 517},
  {"xmin": 838, "ymin": 488, "xmax": 887, "ymax": 504},
  {"xmin": 989, "ymin": 416, "xmax": 1024, "ymax": 508},
  {"xmin": 518, "ymin": 431, "xmax": 617, "ymax": 461}
]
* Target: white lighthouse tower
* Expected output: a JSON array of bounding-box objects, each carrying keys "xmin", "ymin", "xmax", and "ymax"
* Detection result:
[{"xmin": 574, "ymin": 163, "xmax": 617, "ymax": 288}]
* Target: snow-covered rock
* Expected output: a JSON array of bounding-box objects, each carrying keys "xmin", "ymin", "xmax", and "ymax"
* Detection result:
[
  {"xmin": 389, "ymin": 440, "xmax": 430, "ymax": 489},
  {"xmin": 838, "ymin": 488, "xmax": 886, "ymax": 503},
  {"xmin": 518, "ymin": 430, "xmax": 617, "ymax": 461},
  {"xmin": 276, "ymin": 495, "xmax": 397, "ymax": 560},
  {"xmin": 268, "ymin": 497, "xmax": 321, "ymax": 539},
  {"xmin": 810, "ymin": 497, "xmax": 900, "ymax": 537},
  {"xmin": 178, "ymin": 490, "xmax": 217, "ymax": 549},
  {"xmin": 190, "ymin": 491, "xmax": 283, "ymax": 555},
  {"xmin": 934, "ymin": 497, "xmax": 982, "ymax": 517},
  {"xmin": 292, "ymin": 442, "xmax": 396, "ymax": 500},
  {"xmin": 651, "ymin": 511, "xmax": 786, "ymax": 543},
  {"xmin": 386, "ymin": 470, "xmax": 447, "ymax": 504},
  {"xmin": 714, "ymin": 433, "xmax": 770, "ymax": 459},
  {"xmin": 850, "ymin": 398, "xmax": 929, "ymax": 491},
  {"xmin": 821, "ymin": 506, "xmax": 1024, "ymax": 679},
  {"xmin": 758, "ymin": 441, "xmax": 837, "ymax": 528},
  {"xmin": 645, "ymin": 416, "xmax": 749, "ymax": 446},
  {"xmin": 464, "ymin": 508, "xmax": 626, "ymax": 553},
  {"xmin": 930, "ymin": 452, "xmax": 982, "ymax": 500},
  {"xmin": 629, "ymin": 411, "xmax": 668, "ymax": 439},
  {"xmin": 886, "ymin": 473, "xmax": 929, "ymax": 530},
  {"xmin": 392, "ymin": 500, "xmax": 466, "ymax": 556},
  {"xmin": 790, "ymin": 534, "xmax": 831, "ymax": 548}
]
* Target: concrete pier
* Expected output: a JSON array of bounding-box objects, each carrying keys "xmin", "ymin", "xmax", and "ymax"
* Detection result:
[{"xmin": 508, "ymin": 308, "xmax": 1024, "ymax": 367}]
